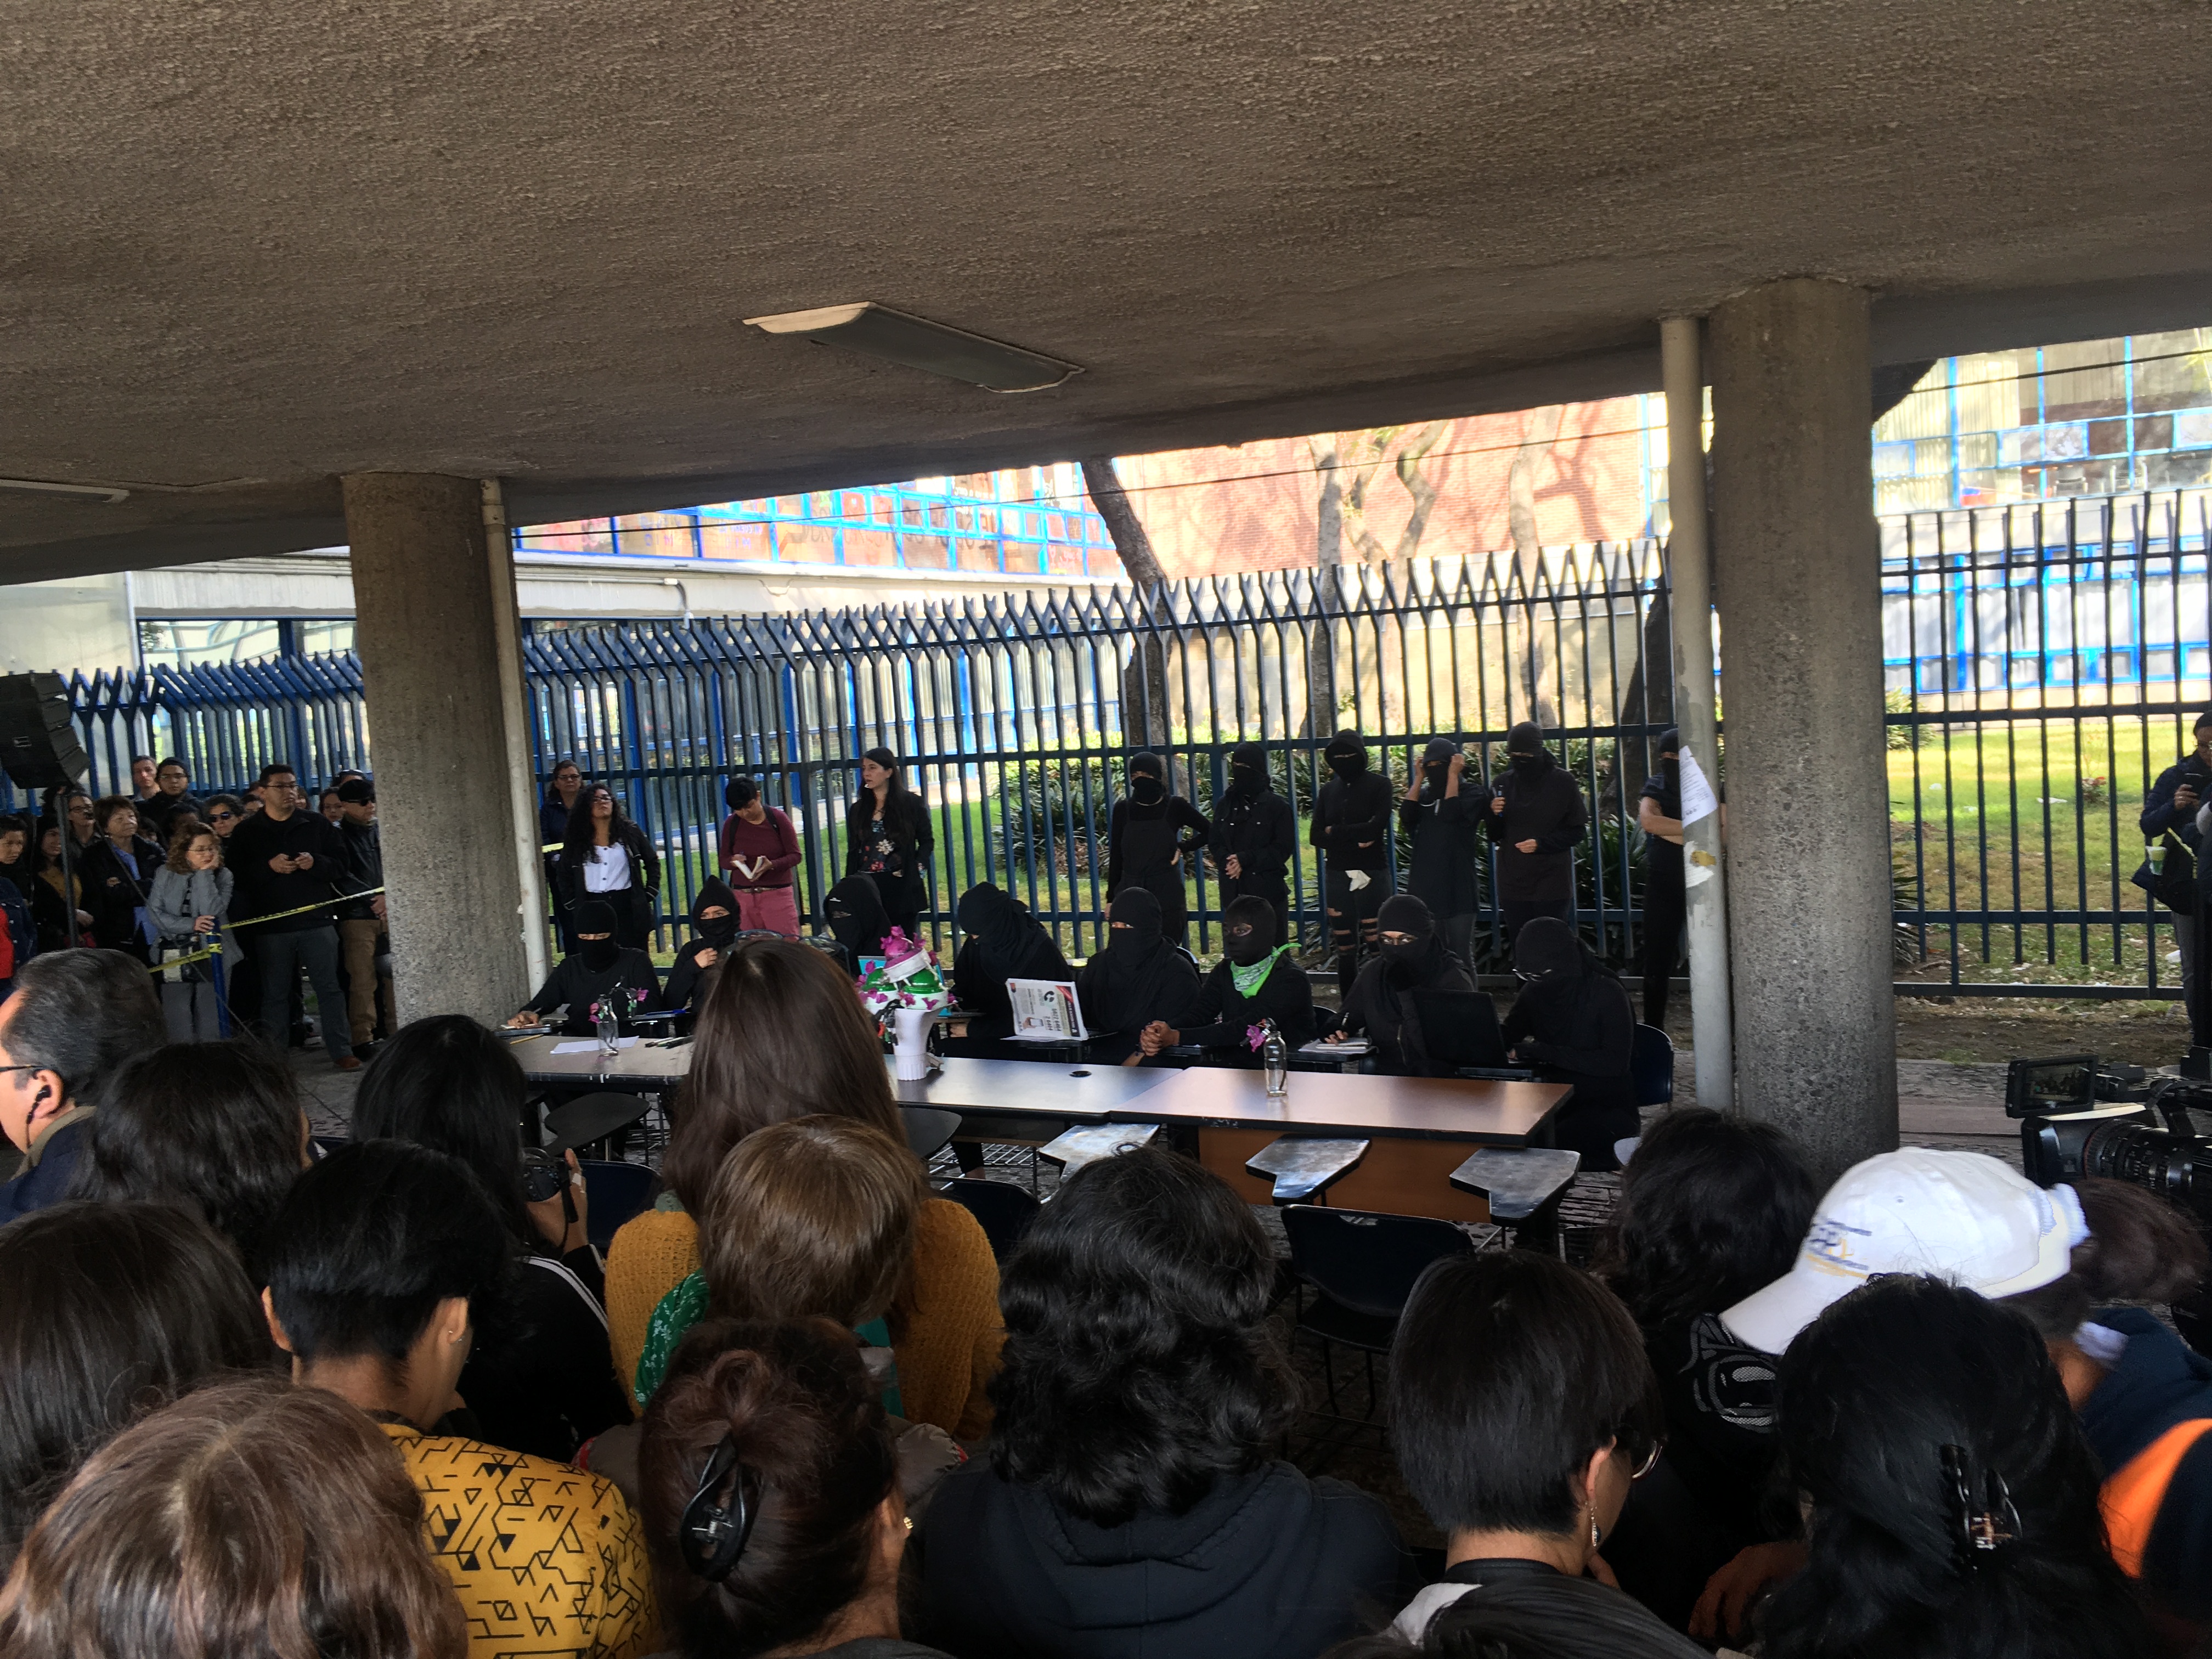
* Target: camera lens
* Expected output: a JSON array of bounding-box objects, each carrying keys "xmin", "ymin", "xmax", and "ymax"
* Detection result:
[{"xmin": 2085, "ymin": 1122, "xmax": 2208, "ymax": 1220}]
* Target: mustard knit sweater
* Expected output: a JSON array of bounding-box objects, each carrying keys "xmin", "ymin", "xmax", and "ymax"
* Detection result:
[{"xmin": 606, "ymin": 1197, "xmax": 1003, "ymax": 1442}]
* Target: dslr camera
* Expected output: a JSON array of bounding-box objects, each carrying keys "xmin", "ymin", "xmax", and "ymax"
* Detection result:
[
  {"xmin": 520, "ymin": 1144, "xmax": 569, "ymax": 1204},
  {"xmin": 2006, "ymin": 1054, "xmax": 2212, "ymax": 1217}
]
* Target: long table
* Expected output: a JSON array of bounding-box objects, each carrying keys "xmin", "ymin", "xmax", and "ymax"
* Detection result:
[{"xmin": 507, "ymin": 1035, "xmax": 1569, "ymax": 1223}]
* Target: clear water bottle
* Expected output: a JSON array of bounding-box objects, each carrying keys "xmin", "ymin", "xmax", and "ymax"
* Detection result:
[
  {"xmin": 1262, "ymin": 1021, "xmax": 1288, "ymax": 1098},
  {"xmin": 595, "ymin": 1002, "xmax": 620, "ymax": 1058}
]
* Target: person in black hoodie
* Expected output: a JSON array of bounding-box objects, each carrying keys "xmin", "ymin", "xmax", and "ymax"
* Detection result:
[
  {"xmin": 822, "ymin": 873, "xmax": 893, "ymax": 973},
  {"xmin": 1209, "ymin": 742, "xmax": 1296, "ymax": 944},
  {"xmin": 1138, "ymin": 894, "xmax": 1313, "ymax": 1063},
  {"xmin": 1482, "ymin": 723, "xmax": 1587, "ymax": 945},
  {"xmin": 953, "ymin": 882, "xmax": 1073, "ymax": 1041},
  {"xmin": 663, "ymin": 877, "xmax": 741, "ymax": 1018},
  {"xmin": 331, "ymin": 778, "xmax": 393, "ymax": 1057},
  {"xmin": 914, "ymin": 1148, "xmax": 1407, "ymax": 1659},
  {"xmin": 1311, "ymin": 729, "xmax": 1395, "ymax": 1002},
  {"xmin": 1400, "ymin": 739, "xmax": 1483, "ymax": 973},
  {"xmin": 1500, "ymin": 917, "xmax": 1637, "ymax": 1168},
  {"xmin": 1327, "ymin": 894, "xmax": 1475, "ymax": 1077},
  {"xmin": 1106, "ymin": 752, "xmax": 1210, "ymax": 949},
  {"xmin": 504, "ymin": 899, "xmax": 662, "ymax": 1035},
  {"xmin": 1637, "ymin": 727, "xmax": 1689, "ymax": 1028},
  {"xmin": 1075, "ymin": 888, "xmax": 1199, "ymax": 1065}
]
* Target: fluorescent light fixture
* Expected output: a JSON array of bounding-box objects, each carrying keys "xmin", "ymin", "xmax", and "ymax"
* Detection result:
[
  {"xmin": 744, "ymin": 302, "xmax": 1082, "ymax": 393},
  {"xmin": 0, "ymin": 476, "xmax": 129, "ymax": 504}
]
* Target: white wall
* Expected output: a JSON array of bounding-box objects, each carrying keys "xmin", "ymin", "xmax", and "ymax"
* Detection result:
[{"xmin": 0, "ymin": 572, "xmax": 136, "ymax": 676}]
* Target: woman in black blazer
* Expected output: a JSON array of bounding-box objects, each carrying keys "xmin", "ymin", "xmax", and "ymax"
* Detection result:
[
  {"xmin": 844, "ymin": 747, "xmax": 934, "ymax": 943},
  {"xmin": 77, "ymin": 795, "xmax": 166, "ymax": 962},
  {"xmin": 553, "ymin": 782, "xmax": 661, "ymax": 950}
]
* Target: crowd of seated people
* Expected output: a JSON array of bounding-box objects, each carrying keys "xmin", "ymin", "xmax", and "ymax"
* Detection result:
[{"xmin": 9, "ymin": 916, "xmax": 2212, "ymax": 1659}]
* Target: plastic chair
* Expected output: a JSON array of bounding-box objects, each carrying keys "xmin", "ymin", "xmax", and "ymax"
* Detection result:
[
  {"xmin": 901, "ymin": 1105, "xmax": 962, "ymax": 1162},
  {"xmin": 1631, "ymin": 1023, "xmax": 1675, "ymax": 1107},
  {"xmin": 1449, "ymin": 1147, "xmax": 1582, "ymax": 1257},
  {"xmin": 1282, "ymin": 1205, "xmax": 1476, "ymax": 1426},
  {"xmin": 940, "ymin": 1177, "xmax": 1043, "ymax": 1263},
  {"xmin": 578, "ymin": 1159, "xmax": 657, "ymax": 1253},
  {"xmin": 545, "ymin": 1091, "xmax": 653, "ymax": 1154},
  {"xmin": 1039, "ymin": 1121, "xmax": 1161, "ymax": 1181}
]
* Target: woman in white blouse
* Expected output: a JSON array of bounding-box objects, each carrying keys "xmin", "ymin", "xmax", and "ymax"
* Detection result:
[{"xmin": 553, "ymin": 782, "xmax": 661, "ymax": 949}]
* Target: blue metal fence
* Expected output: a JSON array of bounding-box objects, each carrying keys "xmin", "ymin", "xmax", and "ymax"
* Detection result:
[{"xmin": 8, "ymin": 486, "xmax": 2209, "ymax": 992}]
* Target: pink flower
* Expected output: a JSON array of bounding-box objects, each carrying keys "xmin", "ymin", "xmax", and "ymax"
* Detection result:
[{"xmin": 1245, "ymin": 1023, "xmax": 1269, "ymax": 1052}]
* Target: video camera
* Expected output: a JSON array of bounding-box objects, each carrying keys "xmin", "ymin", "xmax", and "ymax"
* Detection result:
[{"xmin": 2006, "ymin": 1054, "xmax": 2212, "ymax": 1222}]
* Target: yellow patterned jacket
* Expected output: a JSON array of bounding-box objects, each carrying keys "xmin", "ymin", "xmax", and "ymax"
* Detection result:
[{"xmin": 380, "ymin": 1421, "xmax": 659, "ymax": 1659}]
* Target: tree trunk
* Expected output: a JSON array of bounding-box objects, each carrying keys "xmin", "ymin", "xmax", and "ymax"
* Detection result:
[
  {"xmin": 1081, "ymin": 455, "xmax": 1173, "ymax": 753},
  {"xmin": 1304, "ymin": 437, "xmax": 1345, "ymax": 738}
]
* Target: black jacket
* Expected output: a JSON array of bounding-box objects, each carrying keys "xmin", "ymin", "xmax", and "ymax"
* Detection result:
[
  {"xmin": 1481, "ymin": 763, "xmax": 1587, "ymax": 904},
  {"xmin": 915, "ymin": 1458, "xmax": 1407, "ymax": 1659},
  {"xmin": 335, "ymin": 819, "xmax": 384, "ymax": 923},
  {"xmin": 76, "ymin": 835, "xmax": 163, "ymax": 951},
  {"xmin": 1105, "ymin": 797, "xmax": 1211, "ymax": 893},
  {"xmin": 227, "ymin": 809, "xmax": 349, "ymax": 932},
  {"xmin": 461, "ymin": 1246, "xmax": 633, "ymax": 1463},
  {"xmin": 1311, "ymin": 772, "xmax": 1395, "ymax": 873},
  {"xmin": 1171, "ymin": 956, "xmax": 1314, "ymax": 1054},
  {"xmin": 521, "ymin": 949, "xmax": 662, "ymax": 1034},
  {"xmin": 554, "ymin": 827, "xmax": 661, "ymax": 910},
  {"xmin": 1209, "ymin": 788, "xmax": 1296, "ymax": 888},
  {"xmin": 845, "ymin": 794, "xmax": 935, "ymax": 919},
  {"xmin": 0, "ymin": 1111, "xmax": 92, "ymax": 1223},
  {"xmin": 1398, "ymin": 791, "xmax": 1483, "ymax": 918}
]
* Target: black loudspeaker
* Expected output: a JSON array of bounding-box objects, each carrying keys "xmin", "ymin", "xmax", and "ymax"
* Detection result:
[{"xmin": 0, "ymin": 674, "xmax": 88, "ymax": 791}]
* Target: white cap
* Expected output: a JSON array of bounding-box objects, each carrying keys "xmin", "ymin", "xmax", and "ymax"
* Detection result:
[{"xmin": 1719, "ymin": 1148, "xmax": 2090, "ymax": 1355}]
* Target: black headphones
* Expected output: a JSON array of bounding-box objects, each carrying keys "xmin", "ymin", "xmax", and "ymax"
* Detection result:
[{"xmin": 681, "ymin": 1434, "xmax": 763, "ymax": 1584}]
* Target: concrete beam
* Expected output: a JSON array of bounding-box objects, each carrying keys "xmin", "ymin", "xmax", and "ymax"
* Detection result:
[
  {"xmin": 342, "ymin": 473, "xmax": 535, "ymax": 1028},
  {"xmin": 1709, "ymin": 279, "xmax": 1899, "ymax": 1181}
]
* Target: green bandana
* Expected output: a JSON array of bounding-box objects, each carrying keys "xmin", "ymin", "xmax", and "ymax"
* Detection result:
[
  {"xmin": 1229, "ymin": 941, "xmax": 1295, "ymax": 999},
  {"xmin": 633, "ymin": 1271, "xmax": 902, "ymax": 1416}
]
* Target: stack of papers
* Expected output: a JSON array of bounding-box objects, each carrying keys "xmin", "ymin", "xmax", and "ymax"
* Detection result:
[{"xmin": 1299, "ymin": 1039, "xmax": 1368, "ymax": 1057}]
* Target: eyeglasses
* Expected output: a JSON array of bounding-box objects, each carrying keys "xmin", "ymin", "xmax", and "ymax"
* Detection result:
[
  {"xmin": 1623, "ymin": 1438, "xmax": 1665, "ymax": 1481},
  {"xmin": 209, "ymin": 811, "xmax": 237, "ymax": 822}
]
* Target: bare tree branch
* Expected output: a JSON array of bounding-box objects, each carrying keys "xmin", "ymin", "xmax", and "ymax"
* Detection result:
[{"xmin": 1080, "ymin": 455, "xmax": 1166, "ymax": 589}]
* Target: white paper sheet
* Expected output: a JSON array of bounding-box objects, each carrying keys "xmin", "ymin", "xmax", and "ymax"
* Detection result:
[
  {"xmin": 1299, "ymin": 1039, "xmax": 1369, "ymax": 1057},
  {"xmin": 549, "ymin": 1037, "xmax": 640, "ymax": 1054},
  {"xmin": 1678, "ymin": 749, "xmax": 1719, "ymax": 824}
]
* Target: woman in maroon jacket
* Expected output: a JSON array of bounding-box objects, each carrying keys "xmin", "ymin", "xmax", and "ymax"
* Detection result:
[{"xmin": 717, "ymin": 777, "xmax": 802, "ymax": 938}]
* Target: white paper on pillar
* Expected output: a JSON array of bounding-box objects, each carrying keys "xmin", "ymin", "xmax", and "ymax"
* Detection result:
[{"xmin": 1678, "ymin": 751, "xmax": 1719, "ymax": 825}]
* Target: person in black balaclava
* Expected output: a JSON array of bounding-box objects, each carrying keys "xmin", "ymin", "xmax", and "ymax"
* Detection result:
[
  {"xmin": 1106, "ymin": 752, "xmax": 1210, "ymax": 949},
  {"xmin": 1500, "ymin": 915, "xmax": 1638, "ymax": 1169},
  {"xmin": 1076, "ymin": 887, "xmax": 1200, "ymax": 1065},
  {"xmin": 505, "ymin": 898, "xmax": 662, "ymax": 1035},
  {"xmin": 1138, "ymin": 894, "xmax": 1313, "ymax": 1063},
  {"xmin": 1483, "ymin": 721, "xmax": 1588, "ymax": 948},
  {"xmin": 1400, "ymin": 737, "xmax": 1483, "ymax": 975},
  {"xmin": 1325, "ymin": 893, "xmax": 1474, "ymax": 1076},
  {"xmin": 1310, "ymin": 728, "xmax": 1396, "ymax": 1002},
  {"xmin": 822, "ymin": 874, "xmax": 893, "ymax": 972},
  {"xmin": 1208, "ymin": 742, "xmax": 1296, "ymax": 945},
  {"xmin": 1636, "ymin": 727, "xmax": 1688, "ymax": 1029},
  {"xmin": 663, "ymin": 876, "xmax": 741, "ymax": 1017},
  {"xmin": 952, "ymin": 882, "xmax": 1074, "ymax": 1040}
]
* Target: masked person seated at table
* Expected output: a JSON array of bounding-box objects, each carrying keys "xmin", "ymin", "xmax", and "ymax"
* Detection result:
[
  {"xmin": 505, "ymin": 898, "xmax": 662, "ymax": 1035},
  {"xmin": 951, "ymin": 882, "xmax": 1073, "ymax": 1041},
  {"xmin": 1138, "ymin": 894, "xmax": 1313, "ymax": 1064},
  {"xmin": 1324, "ymin": 894, "xmax": 1474, "ymax": 1076},
  {"xmin": 1076, "ymin": 888, "xmax": 1199, "ymax": 1066},
  {"xmin": 663, "ymin": 878, "xmax": 740, "ymax": 1019},
  {"xmin": 1499, "ymin": 917, "xmax": 1637, "ymax": 1169},
  {"xmin": 820, "ymin": 874, "xmax": 893, "ymax": 974}
]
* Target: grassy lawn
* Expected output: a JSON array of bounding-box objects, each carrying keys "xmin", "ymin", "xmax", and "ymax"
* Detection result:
[{"xmin": 1890, "ymin": 715, "xmax": 2192, "ymax": 984}]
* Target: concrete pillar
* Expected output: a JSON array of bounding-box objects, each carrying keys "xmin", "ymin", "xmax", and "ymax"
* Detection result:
[
  {"xmin": 342, "ymin": 473, "xmax": 538, "ymax": 1028},
  {"xmin": 1708, "ymin": 279, "xmax": 1897, "ymax": 1180},
  {"xmin": 1660, "ymin": 316, "xmax": 1735, "ymax": 1114}
]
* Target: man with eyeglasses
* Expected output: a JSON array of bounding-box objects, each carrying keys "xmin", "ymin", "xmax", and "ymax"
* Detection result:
[{"xmin": 0, "ymin": 949, "xmax": 166, "ymax": 1218}]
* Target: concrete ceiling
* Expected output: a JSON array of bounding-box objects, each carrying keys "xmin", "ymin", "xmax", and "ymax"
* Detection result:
[{"xmin": 5, "ymin": 0, "xmax": 2209, "ymax": 583}]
